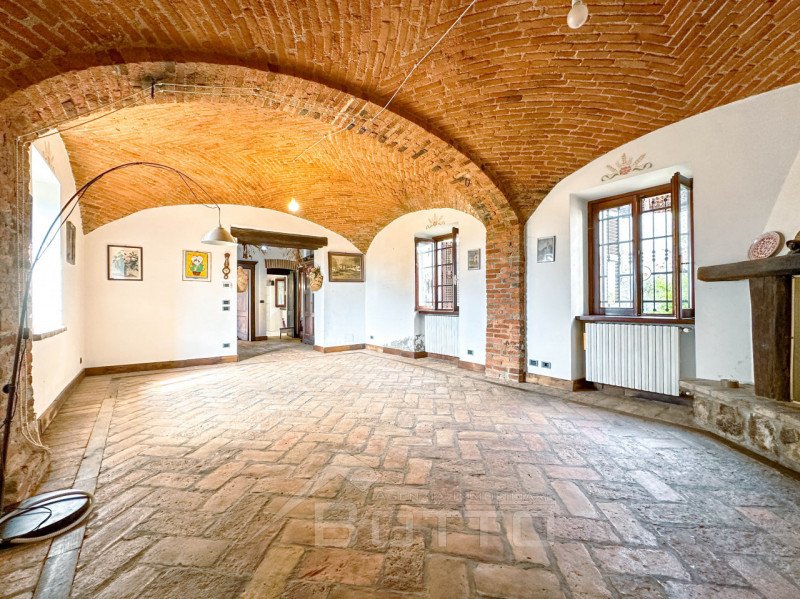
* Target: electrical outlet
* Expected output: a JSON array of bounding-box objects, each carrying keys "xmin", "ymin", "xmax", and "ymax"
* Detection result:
[
  {"xmin": 222, "ymin": 306, "xmax": 230, "ymax": 311},
  {"xmin": 223, "ymin": 343, "xmax": 231, "ymax": 348},
  {"xmin": 370, "ymin": 335, "xmax": 374, "ymax": 340},
  {"xmin": 467, "ymin": 349, "xmax": 474, "ymax": 356},
  {"xmin": 542, "ymin": 361, "xmax": 552, "ymax": 369},
  {"xmin": 529, "ymin": 359, "xmax": 539, "ymax": 367}
]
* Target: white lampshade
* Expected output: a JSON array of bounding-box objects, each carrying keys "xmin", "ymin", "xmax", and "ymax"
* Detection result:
[
  {"xmin": 567, "ymin": 0, "xmax": 589, "ymax": 29},
  {"xmin": 201, "ymin": 226, "xmax": 237, "ymax": 245}
]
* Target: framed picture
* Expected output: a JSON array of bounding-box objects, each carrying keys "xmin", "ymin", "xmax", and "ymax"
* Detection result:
[
  {"xmin": 275, "ymin": 277, "xmax": 287, "ymax": 308},
  {"xmin": 107, "ymin": 245, "xmax": 143, "ymax": 281},
  {"xmin": 328, "ymin": 252, "xmax": 365, "ymax": 282},
  {"xmin": 183, "ymin": 250, "xmax": 211, "ymax": 281},
  {"xmin": 65, "ymin": 221, "xmax": 76, "ymax": 265},
  {"xmin": 537, "ymin": 236, "xmax": 556, "ymax": 263},
  {"xmin": 467, "ymin": 249, "xmax": 481, "ymax": 270}
]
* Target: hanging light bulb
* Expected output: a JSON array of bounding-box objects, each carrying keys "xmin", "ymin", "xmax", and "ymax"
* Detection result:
[
  {"xmin": 567, "ymin": 0, "xmax": 589, "ymax": 29},
  {"xmin": 288, "ymin": 198, "xmax": 300, "ymax": 213}
]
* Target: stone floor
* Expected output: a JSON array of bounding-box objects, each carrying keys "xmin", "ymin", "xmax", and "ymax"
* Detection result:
[
  {"xmin": 237, "ymin": 339, "xmax": 302, "ymax": 361},
  {"xmin": 3, "ymin": 345, "xmax": 800, "ymax": 599}
]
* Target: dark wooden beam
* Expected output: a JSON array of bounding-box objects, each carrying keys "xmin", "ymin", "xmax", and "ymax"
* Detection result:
[
  {"xmin": 231, "ymin": 227, "xmax": 328, "ymax": 250},
  {"xmin": 750, "ymin": 276, "xmax": 793, "ymax": 401},
  {"xmin": 697, "ymin": 254, "xmax": 800, "ymax": 282}
]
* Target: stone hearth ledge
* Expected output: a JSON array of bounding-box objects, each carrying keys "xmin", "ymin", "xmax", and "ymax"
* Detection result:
[{"xmin": 683, "ymin": 379, "xmax": 800, "ymax": 473}]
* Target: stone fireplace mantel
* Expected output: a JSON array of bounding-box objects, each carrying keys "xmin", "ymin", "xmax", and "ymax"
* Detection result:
[{"xmin": 698, "ymin": 253, "xmax": 800, "ymax": 402}]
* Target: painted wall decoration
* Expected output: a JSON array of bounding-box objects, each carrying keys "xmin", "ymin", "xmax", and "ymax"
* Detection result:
[
  {"xmin": 537, "ymin": 236, "xmax": 556, "ymax": 263},
  {"xmin": 426, "ymin": 214, "xmax": 446, "ymax": 229},
  {"xmin": 183, "ymin": 250, "xmax": 211, "ymax": 281},
  {"xmin": 328, "ymin": 252, "xmax": 365, "ymax": 282},
  {"xmin": 468, "ymin": 249, "xmax": 481, "ymax": 270},
  {"xmin": 107, "ymin": 245, "xmax": 143, "ymax": 281},
  {"xmin": 602, "ymin": 153, "xmax": 653, "ymax": 181}
]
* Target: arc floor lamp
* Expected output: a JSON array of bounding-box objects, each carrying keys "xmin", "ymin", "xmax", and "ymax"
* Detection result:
[{"xmin": 0, "ymin": 161, "xmax": 236, "ymax": 545}]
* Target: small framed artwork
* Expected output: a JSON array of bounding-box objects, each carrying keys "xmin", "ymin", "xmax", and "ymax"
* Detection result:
[
  {"xmin": 467, "ymin": 249, "xmax": 481, "ymax": 270},
  {"xmin": 107, "ymin": 245, "xmax": 143, "ymax": 281},
  {"xmin": 65, "ymin": 221, "xmax": 76, "ymax": 265},
  {"xmin": 275, "ymin": 277, "xmax": 287, "ymax": 308},
  {"xmin": 183, "ymin": 250, "xmax": 211, "ymax": 281},
  {"xmin": 537, "ymin": 236, "xmax": 556, "ymax": 263},
  {"xmin": 328, "ymin": 252, "xmax": 365, "ymax": 282}
]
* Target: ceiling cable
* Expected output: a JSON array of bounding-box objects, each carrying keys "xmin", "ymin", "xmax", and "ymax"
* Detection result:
[{"xmin": 290, "ymin": 0, "xmax": 479, "ymax": 163}]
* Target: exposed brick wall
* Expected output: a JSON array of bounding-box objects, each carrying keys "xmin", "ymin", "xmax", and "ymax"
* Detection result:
[
  {"xmin": 485, "ymin": 219, "xmax": 526, "ymax": 381},
  {"xmin": 0, "ymin": 117, "xmax": 49, "ymax": 504}
]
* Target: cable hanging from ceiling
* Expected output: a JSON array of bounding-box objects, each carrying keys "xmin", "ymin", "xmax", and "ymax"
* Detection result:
[{"xmin": 289, "ymin": 0, "xmax": 480, "ymax": 163}]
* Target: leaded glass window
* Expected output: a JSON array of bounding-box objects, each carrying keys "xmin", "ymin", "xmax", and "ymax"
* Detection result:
[{"xmin": 588, "ymin": 173, "xmax": 693, "ymax": 320}]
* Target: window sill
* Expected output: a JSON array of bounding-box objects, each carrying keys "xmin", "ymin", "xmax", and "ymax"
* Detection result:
[
  {"xmin": 417, "ymin": 310, "xmax": 460, "ymax": 317},
  {"xmin": 577, "ymin": 315, "xmax": 694, "ymax": 326},
  {"xmin": 31, "ymin": 327, "xmax": 67, "ymax": 341}
]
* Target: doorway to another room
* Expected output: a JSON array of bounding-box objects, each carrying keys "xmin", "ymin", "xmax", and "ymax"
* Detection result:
[{"xmin": 233, "ymin": 228, "xmax": 328, "ymax": 360}]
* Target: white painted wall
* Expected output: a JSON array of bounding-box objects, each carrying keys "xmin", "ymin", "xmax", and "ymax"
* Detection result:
[
  {"xmin": 84, "ymin": 205, "xmax": 364, "ymax": 367},
  {"xmin": 527, "ymin": 83, "xmax": 800, "ymax": 384},
  {"xmin": 31, "ymin": 135, "xmax": 85, "ymax": 417},
  {"xmin": 366, "ymin": 209, "xmax": 487, "ymax": 365}
]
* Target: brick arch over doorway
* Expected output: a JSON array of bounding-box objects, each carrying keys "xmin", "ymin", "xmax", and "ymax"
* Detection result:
[{"xmin": 0, "ymin": 61, "xmax": 526, "ymax": 502}]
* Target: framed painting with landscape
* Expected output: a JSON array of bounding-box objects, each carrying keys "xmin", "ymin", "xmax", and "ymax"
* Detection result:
[{"xmin": 328, "ymin": 252, "xmax": 365, "ymax": 283}]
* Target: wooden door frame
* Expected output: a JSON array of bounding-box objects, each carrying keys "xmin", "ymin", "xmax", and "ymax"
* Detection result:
[
  {"xmin": 239, "ymin": 260, "xmax": 258, "ymax": 342},
  {"xmin": 300, "ymin": 256, "xmax": 315, "ymax": 345},
  {"xmin": 294, "ymin": 270, "xmax": 301, "ymax": 338}
]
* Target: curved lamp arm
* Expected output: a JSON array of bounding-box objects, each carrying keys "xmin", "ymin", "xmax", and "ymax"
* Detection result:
[{"xmin": 1, "ymin": 161, "xmax": 232, "ymax": 512}]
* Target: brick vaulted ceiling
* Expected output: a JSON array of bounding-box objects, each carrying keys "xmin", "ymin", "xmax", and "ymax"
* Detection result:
[{"xmin": 2, "ymin": 0, "xmax": 800, "ymax": 243}]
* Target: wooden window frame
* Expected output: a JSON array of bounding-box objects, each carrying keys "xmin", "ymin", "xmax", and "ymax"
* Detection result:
[
  {"xmin": 415, "ymin": 227, "xmax": 459, "ymax": 315},
  {"xmin": 586, "ymin": 172, "xmax": 694, "ymax": 324}
]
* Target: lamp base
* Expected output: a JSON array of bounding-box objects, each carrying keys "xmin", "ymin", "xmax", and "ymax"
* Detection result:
[{"xmin": 0, "ymin": 489, "xmax": 93, "ymax": 546}]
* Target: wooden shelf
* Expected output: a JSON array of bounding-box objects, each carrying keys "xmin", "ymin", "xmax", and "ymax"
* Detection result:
[{"xmin": 697, "ymin": 253, "xmax": 800, "ymax": 282}]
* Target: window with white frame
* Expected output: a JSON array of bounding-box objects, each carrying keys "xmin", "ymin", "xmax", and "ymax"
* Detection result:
[{"xmin": 30, "ymin": 146, "xmax": 64, "ymax": 334}]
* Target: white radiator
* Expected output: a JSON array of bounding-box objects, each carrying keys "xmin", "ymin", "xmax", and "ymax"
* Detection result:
[
  {"xmin": 425, "ymin": 315, "xmax": 459, "ymax": 357},
  {"xmin": 585, "ymin": 323, "xmax": 681, "ymax": 396}
]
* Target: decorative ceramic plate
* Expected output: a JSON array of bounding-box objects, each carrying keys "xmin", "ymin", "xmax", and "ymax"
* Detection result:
[{"xmin": 747, "ymin": 231, "xmax": 783, "ymax": 260}]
